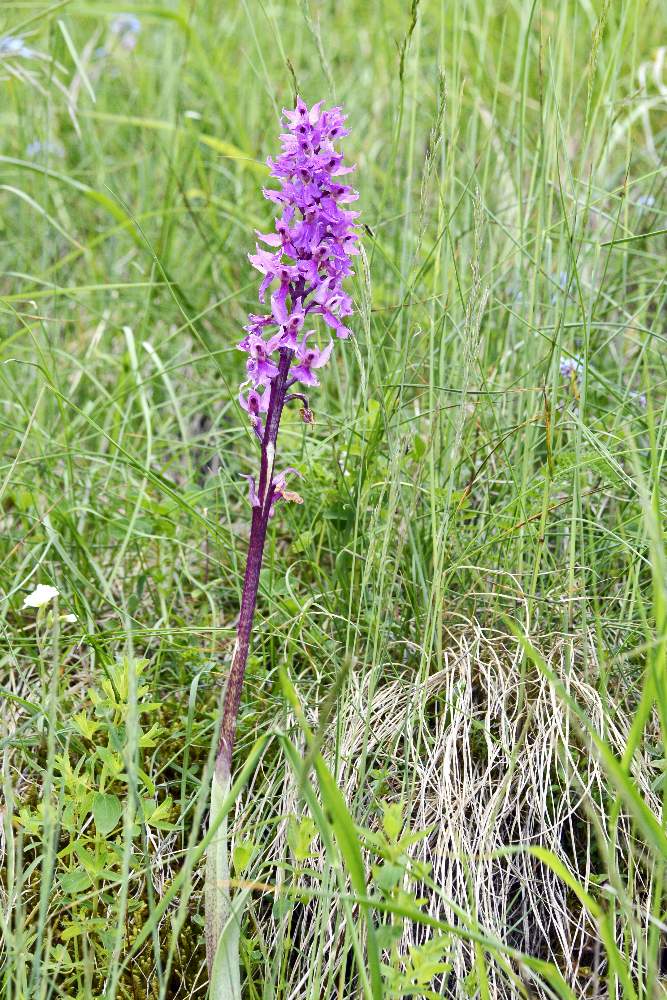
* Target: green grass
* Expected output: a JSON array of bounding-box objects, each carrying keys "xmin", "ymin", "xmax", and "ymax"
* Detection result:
[{"xmin": 1, "ymin": 0, "xmax": 666, "ymax": 997}]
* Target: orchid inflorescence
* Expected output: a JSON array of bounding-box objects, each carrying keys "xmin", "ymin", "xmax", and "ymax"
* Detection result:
[{"xmin": 237, "ymin": 97, "xmax": 359, "ymax": 516}]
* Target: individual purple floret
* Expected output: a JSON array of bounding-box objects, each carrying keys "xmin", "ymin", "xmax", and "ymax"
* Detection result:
[{"xmin": 290, "ymin": 333, "xmax": 334, "ymax": 386}]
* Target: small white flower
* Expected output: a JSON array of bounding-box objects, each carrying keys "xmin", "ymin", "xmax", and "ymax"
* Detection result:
[
  {"xmin": 23, "ymin": 584, "xmax": 59, "ymax": 609},
  {"xmin": 63, "ymin": 613, "xmax": 78, "ymax": 623}
]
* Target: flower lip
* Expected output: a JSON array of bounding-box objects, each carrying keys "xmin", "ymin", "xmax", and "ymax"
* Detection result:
[{"xmin": 290, "ymin": 334, "xmax": 333, "ymax": 386}]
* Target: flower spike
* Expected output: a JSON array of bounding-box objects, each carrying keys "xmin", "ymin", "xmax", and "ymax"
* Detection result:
[{"xmin": 238, "ymin": 97, "xmax": 359, "ymax": 417}]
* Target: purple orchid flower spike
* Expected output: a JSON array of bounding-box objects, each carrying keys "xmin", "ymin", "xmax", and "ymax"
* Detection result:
[{"xmin": 206, "ymin": 98, "xmax": 360, "ymax": 980}]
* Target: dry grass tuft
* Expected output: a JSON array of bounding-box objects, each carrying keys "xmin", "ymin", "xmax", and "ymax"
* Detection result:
[{"xmin": 236, "ymin": 625, "xmax": 662, "ymax": 998}]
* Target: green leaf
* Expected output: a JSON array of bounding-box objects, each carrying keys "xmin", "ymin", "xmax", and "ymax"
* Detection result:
[
  {"xmin": 209, "ymin": 885, "xmax": 251, "ymax": 999},
  {"xmin": 382, "ymin": 801, "xmax": 403, "ymax": 842},
  {"xmin": 144, "ymin": 795, "xmax": 174, "ymax": 830},
  {"xmin": 138, "ymin": 721, "xmax": 163, "ymax": 748},
  {"xmin": 376, "ymin": 921, "xmax": 404, "ymax": 950},
  {"xmin": 60, "ymin": 922, "xmax": 87, "ymax": 942},
  {"xmin": 206, "ymin": 769, "xmax": 243, "ymax": 999},
  {"xmin": 95, "ymin": 746, "xmax": 124, "ymax": 777},
  {"xmin": 59, "ymin": 868, "xmax": 92, "ymax": 894},
  {"xmin": 92, "ymin": 792, "xmax": 122, "ymax": 836},
  {"xmin": 232, "ymin": 839, "xmax": 255, "ymax": 875},
  {"xmin": 74, "ymin": 842, "xmax": 103, "ymax": 875},
  {"xmin": 72, "ymin": 712, "xmax": 100, "ymax": 741},
  {"xmin": 287, "ymin": 815, "xmax": 318, "ymax": 862},
  {"xmin": 373, "ymin": 861, "xmax": 404, "ymax": 893},
  {"xmin": 279, "ymin": 667, "xmax": 383, "ymax": 1000}
]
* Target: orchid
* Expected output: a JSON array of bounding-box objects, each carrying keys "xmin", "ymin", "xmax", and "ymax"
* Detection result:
[
  {"xmin": 205, "ymin": 98, "xmax": 360, "ymax": 984},
  {"xmin": 223, "ymin": 95, "xmax": 358, "ymax": 753}
]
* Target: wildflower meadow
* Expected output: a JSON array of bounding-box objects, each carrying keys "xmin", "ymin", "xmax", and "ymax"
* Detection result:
[{"xmin": 1, "ymin": 2, "xmax": 666, "ymax": 998}]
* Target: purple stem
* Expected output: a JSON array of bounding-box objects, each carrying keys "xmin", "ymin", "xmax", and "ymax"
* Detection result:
[{"xmin": 216, "ymin": 346, "xmax": 294, "ymax": 778}]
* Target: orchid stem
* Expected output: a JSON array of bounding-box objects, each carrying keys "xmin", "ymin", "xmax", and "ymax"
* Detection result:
[
  {"xmin": 216, "ymin": 347, "xmax": 294, "ymax": 780},
  {"xmin": 206, "ymin": 352, "xmax": 293, "ymax": 979}
]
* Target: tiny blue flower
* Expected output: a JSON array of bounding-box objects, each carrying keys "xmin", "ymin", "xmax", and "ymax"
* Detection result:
[
  {"xmin": 559, "ymin": 354, "xmax": 583, "ymax": 380},
  {"xmin": 110, "ymin": 14, "xmax": 141, "ymax": 50},
  {"xmin": 26, "ymin": 139, "xmax": 64, "ymax": 159},
  {"xmin": 0, "ymin": 35, "xmax": 34, "ymax": 59}
]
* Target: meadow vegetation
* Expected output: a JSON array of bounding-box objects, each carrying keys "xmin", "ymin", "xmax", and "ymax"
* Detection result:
[{"xmin": 0, "ymin": 0, "xmax": 666, "ymax": 997}]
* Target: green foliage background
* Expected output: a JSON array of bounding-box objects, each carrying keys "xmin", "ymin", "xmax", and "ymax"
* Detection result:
[{"xmin": 1, "ymin": 0, "xmax": 665, "ymax": 997}]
